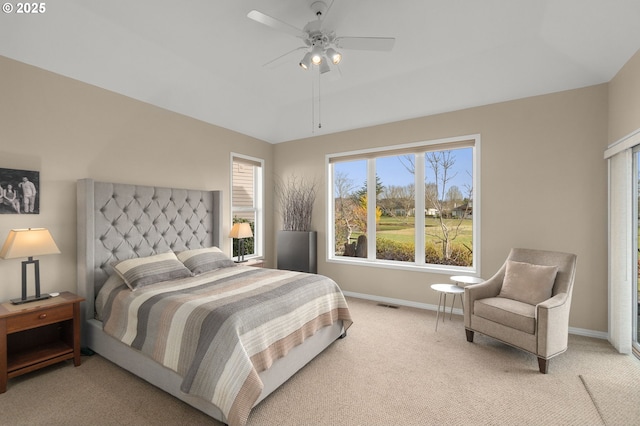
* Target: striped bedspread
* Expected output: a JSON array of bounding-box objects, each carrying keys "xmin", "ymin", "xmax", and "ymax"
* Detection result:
[{"xmin": 100, "ymin": 265, "xmax": 352, "ymax": 426}]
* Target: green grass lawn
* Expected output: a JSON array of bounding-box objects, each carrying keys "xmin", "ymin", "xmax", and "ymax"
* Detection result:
[
  {"xmin": 373, "ymin": 216, "xmax": 473, "ymax": 246},
  {"xmin": 343, "ymin": 215, "xmax": 473, "ymax": 265}
]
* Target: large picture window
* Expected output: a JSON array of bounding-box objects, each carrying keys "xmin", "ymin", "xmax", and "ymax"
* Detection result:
[
  {"xmin": 327, "ymin": 135, "xmax": 479, "ymax": 273},
  {"xmin": 231, "ymin": 154, "xmax": 264, "ymax": 260}
]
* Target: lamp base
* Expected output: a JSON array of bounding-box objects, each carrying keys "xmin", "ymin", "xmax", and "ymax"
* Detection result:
[
  {"xmin": 10, "ymin": 294, "xmax": 51, "ymax": 305},
  {"xmin": 234, "ymin": 260, "xmax": 248, "ymax": 263}
]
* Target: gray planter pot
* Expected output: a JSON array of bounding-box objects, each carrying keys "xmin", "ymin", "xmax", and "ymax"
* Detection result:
[{"xmin": 276, "ymin": 230, "xmax": 317, "ymax": 274}]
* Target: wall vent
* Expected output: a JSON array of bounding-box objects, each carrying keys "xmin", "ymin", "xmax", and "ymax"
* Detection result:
[{"xmin": 377, "ymin": 303, "xmax": 399, "ymax": 309}]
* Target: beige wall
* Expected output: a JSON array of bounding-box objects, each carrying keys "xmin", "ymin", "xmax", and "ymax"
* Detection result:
[
  {"xmin": 4, "ymin": 48, "xmax": 640, "ymax": 334},
  {"xmin": 0, "ymin": 56, "xmax": 274, "ymax": 303},
  {"xmin": 275, "ymin": 85, "xmax": 610, "ymax": 333},
  {"xmin": 609, "ymin": 48, "xmax": 640, "ymax": 145}
]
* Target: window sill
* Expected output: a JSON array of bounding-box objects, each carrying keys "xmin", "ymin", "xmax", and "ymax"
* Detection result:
[{"xmin": 326, "ymin": 256, "xmax": 477, "ymax": 276}]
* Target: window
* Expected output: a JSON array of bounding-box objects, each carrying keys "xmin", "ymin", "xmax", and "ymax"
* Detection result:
[
  {"xmin": 327, "ymin": 135, "xmax": 479, "ymax": 273},
  {"xmin": 231, "ymin": 154, "xmax": 264, "ymax": 260},
  {"xmin": 605, "ymin": 129, "xmax": 640, "ymax": 354},
  {"xmin": 634, "ymin": 147, "xmax": 640, "ymax": 354}
]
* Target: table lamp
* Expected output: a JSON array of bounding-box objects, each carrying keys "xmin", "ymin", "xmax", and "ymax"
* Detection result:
[
  {"xmin": 229, "ymin": 223, "xmax": 253, "ymax": 263},
  {"xmin": 0, "ymin": 228, "xmax": 61, "ymax": 304}
]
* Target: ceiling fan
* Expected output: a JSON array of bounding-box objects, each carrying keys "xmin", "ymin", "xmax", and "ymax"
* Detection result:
[{"xmin": 247, "ymin": 0, "xmax": 395, "ymax": 74}]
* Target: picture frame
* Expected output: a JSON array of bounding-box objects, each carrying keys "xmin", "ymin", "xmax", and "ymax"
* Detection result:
[{"xmin": 0, "ymin": 168, "xmax": 40, "ymax": 214}]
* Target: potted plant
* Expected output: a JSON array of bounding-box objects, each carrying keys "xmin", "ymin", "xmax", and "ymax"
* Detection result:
[{"xmin": 275, "ymin": 175, "xmax": 318, "ymax": 273}]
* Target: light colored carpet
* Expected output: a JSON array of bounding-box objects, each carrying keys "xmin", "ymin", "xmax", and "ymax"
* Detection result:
[{"xmin": 1, "ymin": 297, "xmax": 639, "ymax": 425}]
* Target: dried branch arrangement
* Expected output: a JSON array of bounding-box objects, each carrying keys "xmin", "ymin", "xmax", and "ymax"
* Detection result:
[{"xmin": 276, "ymin": 175, "xmax": 317, "ymax": 232}]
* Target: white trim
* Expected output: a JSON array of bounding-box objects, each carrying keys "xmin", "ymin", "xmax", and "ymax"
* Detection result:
[
  {"xmin": 325, "ymin": 159, "xmax": 335, "ymax": 262},
  {"xmin": 326, "ymin": 134, "xmax": 480, "ymax": 274},
  {"xmin": 230, "ymin": 153, "xmax": 265, "ymax": 260},
  {"xmin": 327, "ymin": 256, "xmax": 476, "ymax": 275},
  {"xmin": 604, "ymin": 127, "xmax": 640, "ymax": 159},
  {"xmin": 326, "ymin": 133, "xmax": 480, "ymax": 162},
  {"xmin": 343, "ymin": 291, "xmax": 438, "ymax": 312},
  {"xmin": 414, "ymin": 154, "xmax": 426, "ymax": 265},
  {"xmin": 343, "ymin": 291, "xmax": 608, "ymax": 339},
  {"xmin": 607, "ymin": 145, "xmax": 634, "ymax": 354},
  {"xmin": 367, "ymin": 157, "xmax": 377, "ymax": 260},
  {"xmin": 473, "ymin": 136, "xmax": 481, "ymax": 275},
  {"xmin": 633, "ymin": 146, "xmax": 640, "ymax": 354}
]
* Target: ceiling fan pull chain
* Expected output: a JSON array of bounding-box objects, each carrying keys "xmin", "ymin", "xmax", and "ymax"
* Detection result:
[
  {"xmin": 318, "ymin": 67, "xmax": 322, "ymax": 129},
  {"xmin": 311, "ymin": 71, "xmax": 316, "ymax": 133}
]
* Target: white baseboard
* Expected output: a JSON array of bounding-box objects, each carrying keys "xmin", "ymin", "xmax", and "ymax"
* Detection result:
[{"xmin": 343, "ymin": 291, "xmax": 609, "ymax": 340}]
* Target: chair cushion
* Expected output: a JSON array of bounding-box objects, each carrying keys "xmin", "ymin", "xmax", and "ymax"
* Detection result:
[
  {"xmin": 499, "ymin": 260, "xmax": 558, "ymax": 305},
  {"xmin": 474, "ymin": 297, "xmax": 536, "ymax": 334}
]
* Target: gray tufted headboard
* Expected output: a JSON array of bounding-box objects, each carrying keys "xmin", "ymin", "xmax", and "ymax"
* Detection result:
[{"xmin": 77, "ymin": 179, "xmax": 222, "ymax": 322}]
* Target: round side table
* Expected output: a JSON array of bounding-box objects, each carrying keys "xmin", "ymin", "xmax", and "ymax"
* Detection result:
[
  {"xmin": 450, "ymin": 275, "xmax": 485, "ymax": 287},
  {"xmin": 430, "ymin": 284, "xmax": 464, "ymax": 331}
]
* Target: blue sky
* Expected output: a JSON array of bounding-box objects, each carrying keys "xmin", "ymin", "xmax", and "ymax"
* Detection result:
[{"xmin": 334, "ymin": 148, "xmax": 473, "ymax": 195}]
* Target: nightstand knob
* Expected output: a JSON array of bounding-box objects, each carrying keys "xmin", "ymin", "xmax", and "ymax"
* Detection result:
[{"xmin": 38, "ymin": 313, "xmax": 47, "ymax": 320}]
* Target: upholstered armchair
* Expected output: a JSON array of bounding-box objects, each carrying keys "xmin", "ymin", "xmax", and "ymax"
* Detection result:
[{"xmin": 464, "ymin": 248, "xmax": 577, "ymax": 373}]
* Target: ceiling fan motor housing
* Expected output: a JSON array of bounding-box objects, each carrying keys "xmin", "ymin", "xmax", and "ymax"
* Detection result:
[{"xmin": 309, "ymin": 1, "xmax": 328, "ymax": 17}]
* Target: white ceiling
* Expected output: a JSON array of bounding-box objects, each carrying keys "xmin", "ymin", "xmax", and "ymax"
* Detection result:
[{"xmin": 2, "ymin": 0, "xmax": 640, "ymax": 143}]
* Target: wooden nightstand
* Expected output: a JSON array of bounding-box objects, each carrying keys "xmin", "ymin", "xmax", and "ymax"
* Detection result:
[{"xmin": 0, "ymin": 291, "xmax": 84, "ymax": 393}]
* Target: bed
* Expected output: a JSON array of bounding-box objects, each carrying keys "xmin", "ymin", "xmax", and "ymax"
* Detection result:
[{"xmin": 76, "ymin": 179, "xmax": 352, "ymax": 426}]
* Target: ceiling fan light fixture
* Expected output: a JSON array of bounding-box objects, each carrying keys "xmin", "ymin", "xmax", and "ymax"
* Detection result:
[
  {"xmin": 319, "ymin": 59, "xmax": 330, "ymax": 74},
  {"xmin": 311, "ymin": 45, "xmax": 324, "ymax": 65},
  {"xmin": 299, "ymin": 52, "xmax": 312, "ymax": 70},
  {"xmin": 326, "ymin": 47, "xmax": 342, "ymax": 64}
]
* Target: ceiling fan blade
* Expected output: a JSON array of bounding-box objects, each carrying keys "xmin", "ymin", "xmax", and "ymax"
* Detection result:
[
  {"xmin": 334, "ymin": 36, "xmax": 396, "ymax": 51},
  {"xmin": 321, "ymin": 0, "xmax": 336, "ymax": 22},
  {"xmin": 263, "ymin": 46, "xmax": 308, "ymax": 69},
  {"xmin": 247, "ymin": 10, "xmax": 306, "ymax": 39}
]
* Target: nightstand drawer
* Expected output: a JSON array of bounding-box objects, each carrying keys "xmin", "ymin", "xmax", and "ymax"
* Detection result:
[{"xmin": 5, "ymin": 304, "xmax": 73, "ymax": 333}]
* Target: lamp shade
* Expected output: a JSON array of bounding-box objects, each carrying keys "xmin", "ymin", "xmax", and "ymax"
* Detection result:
[
  {"xmin": 310, "ymin": 45, "xmax": 323, "ymax": 65},
  {"xmin": 299, "ymin": 52, "xmax": 312, "ymax": 70},
  {"xmin": 228, "ymin": 223, "xmax": 253, "ymax": 239},
  {"xmin": 0, "ymin": 228, "xmax": 61, "ymax": 259},
  {"xmin": 326, "ymin": 47, "xmax": 342, "ymax": 64}
]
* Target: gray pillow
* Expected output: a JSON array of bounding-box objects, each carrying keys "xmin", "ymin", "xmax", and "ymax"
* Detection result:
[
  {"xmin": 112, "ymin": 251, "xmax": 193, "ymax": 290},
  {"xmin": 499, "ymin": 260, "xmax": 558, "ymax": 305},
  {"xmin": 176, "ymin": 246, "xmax": 235, "ymax": 275}
]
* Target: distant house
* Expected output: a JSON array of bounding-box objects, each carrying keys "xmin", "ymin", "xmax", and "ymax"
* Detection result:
[
  {"xmin": 425, "ymin": 208, "xmax": 439, "ymax": 217},
  {"xmin": 452, "ymin": 202, "xmax": 472, "ymax": 218}
]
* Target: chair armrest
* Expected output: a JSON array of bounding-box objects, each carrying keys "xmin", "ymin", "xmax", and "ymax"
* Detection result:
[
  {"xmin": 464, "ymin": 275, "xmax": 503, "ymax": 326},
  {"xmin": 536, "ymin": 292, "xmax": 571, "ymax": 358},
  {"xmin": 537, "ymin": 292, "xmax": 568, "ymax": 310},
  {"xmin": 465, "ymin": 275, "xmax": 502, "ymax": 303}
]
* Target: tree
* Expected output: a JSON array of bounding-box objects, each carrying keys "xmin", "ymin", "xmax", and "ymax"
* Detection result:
[
  {"xmin": 425, "ymin": 182, "xmax": 438, "ymax": 211},
  {"xmin": 446, "ymin": 185, "xmax": 463, "ymax": 205},
  {"xmin": 333, "ymin": 172, "xmax": 381, "ymax": 254},
  {"xmin": 399, "ymin": 151, "xmax": 472, "ymax": 261},
  {"xmin": 354, "ymin": 175, "xmax": 384, "ymax": 200},
  {"xmin": 425, "ymin": 151, "xmax": 472, "ymax": 260},
  {"xmin": 396, "ymin": 184, "xmax": 415, "ymax": 217},
  {"xmin": 351, "ymin": 194, "xmax": 381, "ymax": 234},
  {"xmin": 379, "ymin": 184, "xmax": 414, "ymax": 217},
  {"xmin": 334, "ymin": 171, "xmax": 357, "ymax": 249}
]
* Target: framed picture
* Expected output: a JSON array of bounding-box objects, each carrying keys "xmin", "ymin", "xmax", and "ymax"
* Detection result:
[{"xmin": 0, "ymin": 168, "xmax": 40, "ymax": 214}]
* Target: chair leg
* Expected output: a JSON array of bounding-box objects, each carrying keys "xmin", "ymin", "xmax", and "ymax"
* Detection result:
[
  {"xmin": 465, "ymin": 329, "xmax": 474, "ymax": 342},
  {"xmin": 537, "ymin": 357, "xmax": 548, "ymax": 374}
]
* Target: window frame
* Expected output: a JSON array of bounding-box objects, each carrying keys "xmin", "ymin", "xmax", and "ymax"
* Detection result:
[
  {"xmin": 633, "ymin": 145, "xmax": 639, "ymax": 354},
  {"xmin": 230, "ymin": 153, "xmax": 264, "ymax": 261},
  {"xmin": 326, "ymin": 134, "xmax": 481, "ymax": 275}
]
